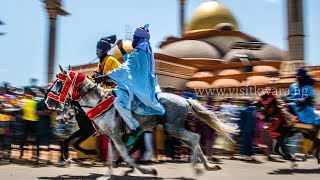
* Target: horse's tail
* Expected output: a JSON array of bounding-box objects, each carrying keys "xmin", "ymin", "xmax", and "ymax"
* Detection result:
[{"xmin": 186, "ymin": 99, "xmax": 239, "ymax": 143}]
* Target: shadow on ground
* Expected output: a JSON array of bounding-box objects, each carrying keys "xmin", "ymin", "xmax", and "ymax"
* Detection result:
[
  {"xmin": 38, "ymin": 173, "xmax": 196, "ymax": 180},
  {"xmin": 268, "ymin": 168, "xmax": 320, "ymax": 175},
  {"xmin": 38, "ymin": 173, "xmax": 104, "ymax": 179}
]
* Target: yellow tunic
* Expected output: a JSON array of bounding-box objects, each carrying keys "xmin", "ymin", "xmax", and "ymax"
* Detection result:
[
  {"xmin": 21, "ymin": 98, "xmax": 37, "ymax": 121},
  {"xmin": 97, "ymin": 55, "xmax": 121, "ymax": 89}
]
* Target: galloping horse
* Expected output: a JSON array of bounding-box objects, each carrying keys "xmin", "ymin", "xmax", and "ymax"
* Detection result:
[
  {"xmin": 45, "ymin": 67, "xmax": 237, "ymax": 175},
  {"xmin": 255, "ymin": 89, "xmax": 320, "ymax": 165}
]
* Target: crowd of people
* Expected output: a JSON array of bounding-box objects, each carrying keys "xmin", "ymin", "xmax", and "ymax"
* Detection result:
[{"xmin": 0, "ymin": 84, "xmax": 319, "ymax": 166}]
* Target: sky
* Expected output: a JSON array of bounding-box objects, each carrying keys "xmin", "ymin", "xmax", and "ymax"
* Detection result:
[{"xmin": 0, "ymin": 0, "xmax": 319, "ymax": 87}]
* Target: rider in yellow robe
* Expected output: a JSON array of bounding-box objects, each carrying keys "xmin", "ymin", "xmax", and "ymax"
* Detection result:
[
  {"xmin": 80, "ymin": 35, "xmax": 121, "ymax": 160},
  {"xmin": 95, "ymin": 35, "xmax": 121, "ymax": 89}
]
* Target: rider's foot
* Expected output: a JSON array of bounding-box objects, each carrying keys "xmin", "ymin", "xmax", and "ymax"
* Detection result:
[
  {"xmin": 131, "ymin": 126, "xmax": 143, "ymax": 138},
  {"xmin": 126, "ymin": 127, "xmax": 143, "ymax": 147},
  {"xmin": 126, "ymin": 136, "xmax": 136, "ymax": 147}
]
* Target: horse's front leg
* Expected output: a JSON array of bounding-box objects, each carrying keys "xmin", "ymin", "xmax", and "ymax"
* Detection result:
[
  {"xmin": 110, "ymin": 136, "xmax": 157, "ymax": 176},
  {"xmin": 274, "ymin": 140, "xmax": 285, "ymax": 158},
  {"xmin": 63, "ymin": 130, "xmax": 81, "ymax": 160},
  {"xmin": 277, "ymin": 136, "xmax": 297, "ymax": 167}
]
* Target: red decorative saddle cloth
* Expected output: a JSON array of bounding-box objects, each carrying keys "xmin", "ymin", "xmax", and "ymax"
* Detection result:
[{"xmin": 86, "ymin": 95, "xmax": 115, "ymax": 120}]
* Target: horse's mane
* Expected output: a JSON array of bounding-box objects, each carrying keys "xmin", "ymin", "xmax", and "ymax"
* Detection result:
[{"xmin": 81, "ymin": 77, "xmax": 112, "ymax": 98}]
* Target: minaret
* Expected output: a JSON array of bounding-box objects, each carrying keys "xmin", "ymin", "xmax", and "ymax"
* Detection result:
[
  {"xmin": 44, "ymin": 0, "xmax": 69, "ymax": 83},
  {"xmin": 281, "ymin": 0, "xmax": 305, "ymax": 74},
  {"xmin": 178, "ymin": 0, "xmax": 186, "ymax": 36}
]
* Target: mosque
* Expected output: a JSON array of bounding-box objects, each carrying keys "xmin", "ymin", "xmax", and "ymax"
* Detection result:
[
  {"xmin": 69, "ymin": 0, "xmax": 320, "ymax": 160},
  {"xmin": 71, "ymin": 0, "xmax": 320, "ymax": 102}
]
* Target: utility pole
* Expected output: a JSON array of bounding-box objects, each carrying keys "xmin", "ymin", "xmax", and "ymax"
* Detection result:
[{"xmin": 44, "ymin": 0, "xmax": 69, "ymax": 83}]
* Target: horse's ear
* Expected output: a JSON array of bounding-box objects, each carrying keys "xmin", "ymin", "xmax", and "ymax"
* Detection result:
[
  {"xmin": 59, "ymin": 65, "xmax": 65, "ymax": 73},
  {"xmin": 68, "ymin": 65, "xmax": 71, "ymax": 71}
]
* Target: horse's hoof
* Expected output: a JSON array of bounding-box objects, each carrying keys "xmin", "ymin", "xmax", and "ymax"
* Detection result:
[
  {"xmin": 113, "ymin": 163, "xmax": 119, "ymax": 168},
  {"xmin": 124, "ymin": 168, "xmax": 134, "ymax": 176},
  {"xmin": 150, "ymin": 168, "xmax": 158, "ymax": 176},
  {"xmin": 207, "ymin": 165, "xmax": 221, "ymax": 171}
]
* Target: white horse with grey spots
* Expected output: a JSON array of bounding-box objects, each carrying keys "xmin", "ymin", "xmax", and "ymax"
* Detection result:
[{"xmin": 45, "ymin": 67, "xmax": 238, "ymax": 176}]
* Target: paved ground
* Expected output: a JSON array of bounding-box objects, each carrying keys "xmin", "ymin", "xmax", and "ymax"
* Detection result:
[{"xmin": 0, "ymin": 156, "xmax": 320, "ymax": 180}]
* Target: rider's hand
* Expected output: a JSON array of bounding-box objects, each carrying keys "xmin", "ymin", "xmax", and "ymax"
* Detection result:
[
  {"xmin": 94, "ymin": 74, "xmax": 110, "ymax": 84},
  {"xmin": 92, "ymin": 71, "xmax": 102, "ymax": 78},
  {"xmin": 116, "ymin": 39, "xmax": 123, "ymax": 49}
]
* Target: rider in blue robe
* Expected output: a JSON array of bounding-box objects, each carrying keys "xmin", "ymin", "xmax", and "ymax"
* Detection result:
[
  {"xmin": 94, "ymin": 24, "xmax": 165, "ymax": 138},
  {"xmin": 287, "ymin": 67, "xmax": 319, "ymax": 125}
]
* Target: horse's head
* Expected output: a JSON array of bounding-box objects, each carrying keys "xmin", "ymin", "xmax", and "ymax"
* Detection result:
[{"xmin": 45, "ymin": 65, "xmax": 86, "ymax": 111}]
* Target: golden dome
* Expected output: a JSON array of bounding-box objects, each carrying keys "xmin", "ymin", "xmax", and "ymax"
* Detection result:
[
  {"xmin": 187, "ymin": 1, "xmax": 239, "ymax": 32},
  {"xmin": 192, "ymin": 71, "xmax": 214, "ymax": 78},
  {"xmin": 112, "ymin": 40, "xmax": 134, "ymax": 62},
  {"xmin": 211, "ymin": 78, "xmax": 241, "ymax": 88},
  {"xmin": 186, "ymin": 81, "xmax": 211, "ymax": 89},
  {"xmin": 218, "ymin": 69, "xmax": 242, "ymax": 76},
  {"xmin": 241, "ymin": 76, "xmax": 270, "ymax": 86},
  {"xmin": 253, "ymin": 65, "xmax": 278, "ymax": 73},
  {"xmin": 277, "ymin": 78, "xmax": 295, "ymax": 84}
]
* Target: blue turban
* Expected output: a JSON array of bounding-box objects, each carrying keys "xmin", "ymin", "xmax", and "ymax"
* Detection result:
[
  {"xmin": 134, "ymin": 24, "xmax": 150, "ymax": 40},
  {"xmin": 296, "ymin": 67, "xmax": 315, "ymax": 86}
]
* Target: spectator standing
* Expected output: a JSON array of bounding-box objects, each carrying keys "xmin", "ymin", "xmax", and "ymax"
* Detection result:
[
  {"xmin": 19, "ymin": 93, "xmax": 38, "ymax": 159},
  {"xmin": 35, "ymin": 98, "xmax": 53, "ymax": 161}
]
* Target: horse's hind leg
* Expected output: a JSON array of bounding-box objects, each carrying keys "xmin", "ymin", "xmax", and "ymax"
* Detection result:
[
  {"xmin": 165, "ymin": 126, "xmax": 221, "ymax": 172},
  {"xmin": 110, "ymin": 136, "xmax": 157, "ymax": 176}
]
